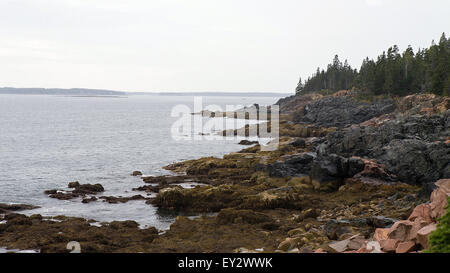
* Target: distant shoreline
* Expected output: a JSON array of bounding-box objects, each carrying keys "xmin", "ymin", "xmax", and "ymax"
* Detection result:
[{"xmin": 0, "ymin": 87, "xmax": 292, "ymax": 97}]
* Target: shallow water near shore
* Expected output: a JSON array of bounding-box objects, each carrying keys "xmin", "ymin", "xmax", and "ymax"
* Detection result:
[{"xmin": 0, "ymin": 94, "xmax": 281, "ymax": 230}]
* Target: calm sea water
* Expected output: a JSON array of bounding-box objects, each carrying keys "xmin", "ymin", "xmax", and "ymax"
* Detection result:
[{"xmin": 0, "ymin": 94, "xmax": 280, "ymax": 230}]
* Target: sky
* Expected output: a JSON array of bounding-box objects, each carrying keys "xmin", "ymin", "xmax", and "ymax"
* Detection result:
[{"xmin": 0, "ymin": 0, "xmax": 449, "ymax": 93}]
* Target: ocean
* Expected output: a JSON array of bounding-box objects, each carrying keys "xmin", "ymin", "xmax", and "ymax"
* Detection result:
[{"xmin": 0, "ymin": 94, "xmax": 280, "ymax": 230}]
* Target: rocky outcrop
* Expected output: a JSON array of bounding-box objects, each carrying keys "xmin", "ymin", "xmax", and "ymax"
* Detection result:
[
  {"xmin": 292, "ymin": 96, "xmax": 395, "ymax": 128},
  {"xmin": 321, "ymin": 111, "xmax": 450, "ymax": 187},
  {"xmin": 396, "ymin": 94, "xmax": 450, "ymax": 115}
]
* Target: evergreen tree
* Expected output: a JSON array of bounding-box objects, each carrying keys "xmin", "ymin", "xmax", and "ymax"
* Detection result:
[{"xmin": 296, "ymin": 33, "xmax": 449, "ymax": 97}]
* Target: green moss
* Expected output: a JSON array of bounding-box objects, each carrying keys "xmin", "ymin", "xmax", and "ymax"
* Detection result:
[{"xmin": 426, "ymin": 197, "xmax": 450, "ymax": 253}]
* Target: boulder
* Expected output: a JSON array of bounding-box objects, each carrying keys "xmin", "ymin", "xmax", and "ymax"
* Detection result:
[
  {"xmin": 73, "ymin": 184, "xmax": 104, "ymax": 194},
  {"xmin": 310, "ymin": 154, "xmax": 348, "ymax": 191},
  {"xmin": 238, "ymin": 140, "xmax": 259, "ymax": 146},
  {"xmin": 373, "ymin": 228, "xmax": 390, "ymax": 242},
  {"xmin": 387, "ymin": 220, "xmax": 413, "ymax": 241},
  {"xmin": 328, "ymin": 239, "xmax": 351, "ymax": 253},
  {"xmin": 131, "ymin": 171, "xmax": 143, "ymax": 176},
  {"xmin": 416, "ymin": 223, "xmax": 437, "ymax": 249},
  {"xmin": 430, "ymin": 179, "xmax": 450, "ymax": 219},
  {"xmin": 278, "ymin": 237, "xmax": 301, "ymax": 252},
  {"xmin": 380, "ymin": 238, "xmax": 400, "ymax": 252},
  {"xmin": 267, "ymin": 152, "xmax": 316, "ymax": 178},
  {"xmin": 290, "ymin": 138, "xmax": 306, "ymax": 148},
  {"xmin": 408, "ymin": 204, "xmax": 433, "ymax": 224},
  {"xmin": 323, "ymin": 219, "xmax": 354, "ymax": 240},
  {"xmin": 396, "ymin": 241, "xmax": 416, "ymax": 253},
  {"xmin": 68, "ymin": 181, "xmax": 80, "ymax": 188}
]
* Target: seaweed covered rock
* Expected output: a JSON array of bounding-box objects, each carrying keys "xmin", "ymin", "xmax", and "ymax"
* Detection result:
[
  {"xmin": 152, "ymin": 185, "xmax": 245, "ymax": 212},
  {"xmin": 0, "ymin": 214, "xmax": 158, "ymax": 253},
  {"xmin": 0, "ymin": 203, "xmax": 39, "ymax": 214},
  {"xmin": 216, "ymin": 208, "xmax": 273, "ymax": 225}
]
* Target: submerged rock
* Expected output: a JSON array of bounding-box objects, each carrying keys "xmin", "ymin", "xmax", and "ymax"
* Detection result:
[
  {"xmin": 45, "ymin": 183, "xmax": 105, "ymax": 201},
  {"xmin": 0, "ymin": 203, "xmax": 39, "ymax": 214},
  {"xmin": 238, "ymin": 140, "xmax": 259, "ymax": 146}
]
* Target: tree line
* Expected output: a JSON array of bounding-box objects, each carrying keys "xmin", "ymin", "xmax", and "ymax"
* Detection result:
[{"xmin": 296, "ymin": 33, "xmax": 450, "ymax": 97}]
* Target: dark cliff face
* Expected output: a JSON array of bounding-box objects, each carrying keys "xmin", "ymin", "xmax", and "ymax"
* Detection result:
[
  {"xmin": 320, "ymin": 111, "xmax": 450, "ymax": 186},
  {"xmin": 274, "ymin": 92, "xmax": 450, "ymax": 190},
  {"xmin": 293, "ymin": 96, "xmax": 396, "ymax": 128}
]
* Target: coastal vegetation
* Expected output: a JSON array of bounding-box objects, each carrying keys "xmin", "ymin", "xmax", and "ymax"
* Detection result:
[{"xmin": 297, "ymin": 33, "xmax": 450, "ymax": 97}]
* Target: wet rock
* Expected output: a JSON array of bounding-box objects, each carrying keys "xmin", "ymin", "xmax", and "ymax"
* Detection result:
[
  {"xmin": 0, "ymin": 203, "xmax": 39, "ymax": 214},
  {"xmin": 99, "ymin": 195, "xmax": 148, "ymax": 204},
  {"xmin": 4, "ymin": 213, "xmax": 33, "ymax": 226},
  {"xmin": 238, "ymin": 140, "xmax": 259, "ymax": 145},
  {"xmin": 72, "ymin": 184, "xmax": 104, "ymax": 195},
  {"xmin": 133, "ymin": 184, "xmax": 163, "ymax": 193},
  {"xmin": 68, "ymin": 181, "xmax": 80, "ymax": 188},
  {"xmin": 0, "ymin": 214, "xmax": 159, "ymax": 253},
  {"xmin": 81, "ymin": 196, "xmax": 98, "ymax": 204},
  {"xmin": 46, "ymin": 183, "xmax": 105, "ymax": 201},
  {"xmin": 48, "ymin": 191, "xmax": 80, "ymax": 200},
  {"xmin": 131, "ymin": 171, "xmax": 143, "ymax": 176},
  {"xmin": 310, "ymin": 154, "xmax": 348, "ymax": 191},
  {"xmin": 267, "ymin": 152, "xmax": 316, "ymax": 178}
]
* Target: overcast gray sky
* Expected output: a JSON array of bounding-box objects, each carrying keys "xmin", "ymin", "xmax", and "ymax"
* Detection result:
[{"xmin": 0, "ymin": 0, "xmax": 448, "ymax": 93}]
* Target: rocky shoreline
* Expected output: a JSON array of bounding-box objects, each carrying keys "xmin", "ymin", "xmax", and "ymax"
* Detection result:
[{"xmin": 0, "ymin": 91, "xmax": 449, "ymax": 253}]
